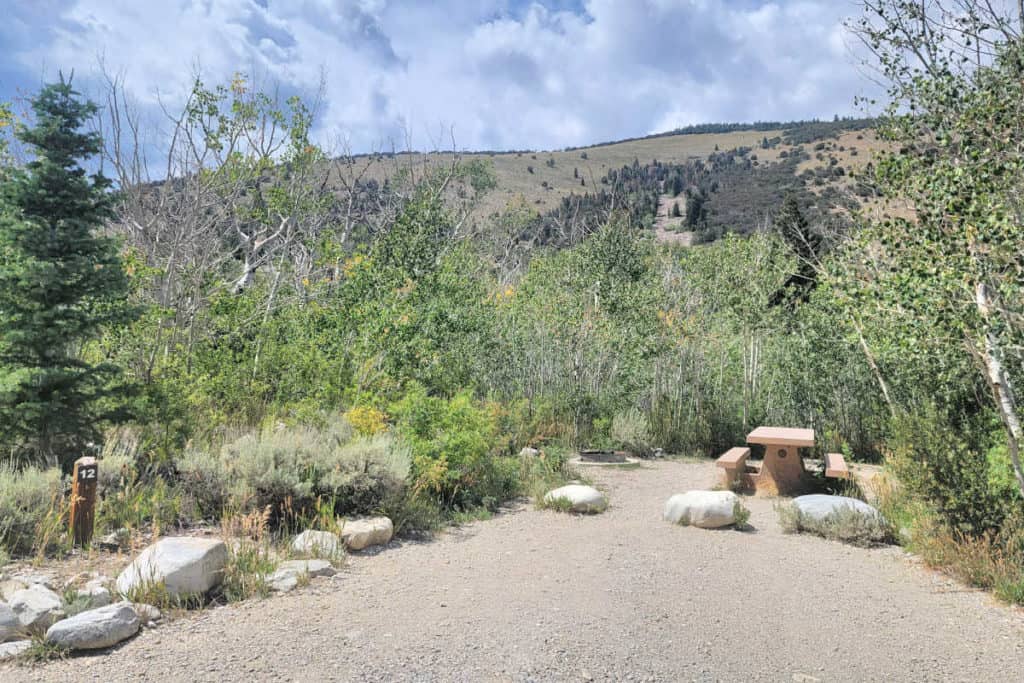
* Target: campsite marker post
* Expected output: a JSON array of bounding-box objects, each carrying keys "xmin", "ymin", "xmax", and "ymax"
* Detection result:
[{"xmin": 70, "ymin": 456, "xmax": 98, "ymax": 547}]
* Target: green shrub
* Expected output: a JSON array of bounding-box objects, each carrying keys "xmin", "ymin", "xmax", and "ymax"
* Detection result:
[
  {"xmin": 377, "ymin": 488, "xmax": 444, "ymax": 537},
  {"xmin": 887, "ymin": 407, "xmax": 1015, "ymax": 536},
  {"xmin": 0, "ymin": 465, "xmax": 64, "ymax": 557},
  {"xmin": 521, "ymin": 446, "xmax": 578, "ymax": 504},
  {"xmin": 392, "ymin": 386, "xmax": 518, "ymax": 511},
  {"xmin": 177, "ymin": 416, "xmax": 410, "ymax": 524},
  {"xmin": 888, "ymin": 492, "xmax": 1024, "ymax": 606},
  {"xmin": 610, "ymin": 408, "xmax": 654, "ymax": 456},
  {"xmin": 220, "ymin": 539, "xmax": 276, "ymax": 603},
  {"xmin": 95, "ymin": 473, "xmax": 187, "ymax": 537},
  {"xmin": 732, "ymin": 500, "xmax": 751, "ymax": 529}
]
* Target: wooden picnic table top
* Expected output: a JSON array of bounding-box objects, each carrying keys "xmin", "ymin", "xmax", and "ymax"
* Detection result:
[{"xmin": 746, "ymin": 426, "xmax": 815, "ymax": 447}]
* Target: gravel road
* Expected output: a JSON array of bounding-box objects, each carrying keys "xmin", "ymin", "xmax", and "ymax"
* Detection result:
[{"xmin": 6, "ymin": 460, "xmax": 1024, "ymax": 682}]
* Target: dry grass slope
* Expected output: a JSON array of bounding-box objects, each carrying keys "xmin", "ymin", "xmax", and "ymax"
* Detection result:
[{"xmin": 337, "ymin": 126, "xmax": 889, "ymax": 227}]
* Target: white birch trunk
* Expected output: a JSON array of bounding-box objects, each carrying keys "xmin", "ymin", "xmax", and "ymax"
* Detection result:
[{"xmin": 976, "ymin": 283, "xmax": 1024, "ymax": 498}]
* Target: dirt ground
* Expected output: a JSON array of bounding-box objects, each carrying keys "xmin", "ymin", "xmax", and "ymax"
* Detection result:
[{"xmin": 5, "ymin": 459, "xmax": 1024, "ymax": 682}]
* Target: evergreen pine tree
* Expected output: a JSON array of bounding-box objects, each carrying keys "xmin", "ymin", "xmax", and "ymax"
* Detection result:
[
  {"xmin": 770, "ymin": 194, "xmax": 822, "ymax": 307},
  {"xmin": 0, "ymin": 77, "xmax": 137, "ymax": 468}
]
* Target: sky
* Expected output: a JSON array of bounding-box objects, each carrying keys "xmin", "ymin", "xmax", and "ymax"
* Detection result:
[{"xmin": 0, "ymin": 1, "xmax": 878, "ymax": 154}]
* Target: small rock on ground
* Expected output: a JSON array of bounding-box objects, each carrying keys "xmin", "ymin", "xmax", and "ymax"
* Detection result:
[
  {"xmin": 291, "ymin": 530, "xmax": 343, "ymax": 558},
  {"xmin": 342, "ymin": 517, "xmax": 394, "ymax": 551},
  {"xmin": 77, "ymin": 579, "xmax": 112, "ymax": 608},
  {"xmin": 8, "ymin": 585, "xmax": 64, "ymax": 634},
  {"xmin": 267, "ymin": 559, "xmax": 336, "ymax": 593},
  {"xmin": 45, "ymin": 602, "xmax": 140, "ymax": 650},
  {"xmin": 275, "ymin": 560, "xmax": 335, "ymax": 578},
  {"xmin": 0, "ymin": 640, "xmax": 31, "ymax": 661}
]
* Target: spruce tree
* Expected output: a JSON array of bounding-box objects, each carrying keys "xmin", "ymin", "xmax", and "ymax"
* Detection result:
[
  {"xmin": 769, "ymin": 194, "xmax": 822, "ymax": 307},
  {"xmin": 0, "ymin": 77, "xmax": 136, "ymax": 468}
]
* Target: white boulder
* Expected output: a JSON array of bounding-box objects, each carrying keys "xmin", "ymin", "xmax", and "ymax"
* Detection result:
[
  {"xmin": 268, "ymin": 573, "xmax": 298, "ymax": 593},
  {"xmin": 8, "ymin": 584, "xmax": 65, "ymax": 633},
  {"xmin": 291, "ymin": 530, "xmax": 343, "ymax": 557},
  {"xmin": 0, "ymin": 639, "xmax": 31, "ymax": 661},
  {"xmin": 1, "ymin": 602, "xmax": 21, "ymax": 642},
  {"xmin": 793, "ymin": 494, "xmax": 882, "ymax": 522},
  {"xmin": 519, "ymin": 447, "xmax": 540, "ymax": 458},
  {"xmin": 342, "ymin": 517, "xmax": 394, "ymax": 551},
  {"xmin": 116, "ymin": 537, "xmax": 228, "ymax": 599},
  {"xmin": 275, "ymin": 559, "xmax": 335, "ymax": 578},
  {"xmin": 543, "ymin": 485, "xmax": 608, "ymax": 514},
  {"xmin": 664, "ymin": 490, "xmax": 740, "ymax": 528},
  {"xmin": 45, "ymin": 602, "xmax": 140, "ymax": 650},
  {"xmin": 78, "ymin": 579, "xmax": 112, "ymax": 608},
  {"xmin": 267, "ymin": 559, "xmax": 335, "ymax": 593}
]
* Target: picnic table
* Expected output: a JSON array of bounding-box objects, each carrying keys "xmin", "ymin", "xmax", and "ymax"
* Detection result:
[
  {"xmin": 746, "ymin": 426, "xmax": 814, "ymax": 495},
  {"xmin": 715, "ymin": 426, "xmax": 852, "ymax": 495}
]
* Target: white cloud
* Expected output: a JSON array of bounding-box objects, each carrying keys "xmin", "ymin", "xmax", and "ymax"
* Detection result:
[{"xmin": 5, "ymin": 0, "xmax": 879, "ymax": 154}]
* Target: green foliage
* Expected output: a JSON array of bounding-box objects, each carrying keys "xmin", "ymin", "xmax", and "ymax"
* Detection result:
[
  {"xmin": 521, "ymin": 446, "xmax": 578, "ymax": 506},
  {"xmin": 121, "ymin": 576, "xmax": 204, "ymax": 610},
  {"xmin": 177, "ymin": 417, "xmax": 409, "ymax": 524},
  {"xmin": 0, "ymin": 464, "xmax": 63, "ymax": 557},
  {"xmin": 847, "ymin": 4, "xmax": 1024, "ymax": 505},
  {"xmin": 392, "ymin": 385, "xmax": 516, "ymax": 511},
  {"xmin": 20, "ymin": 637, "xmax": 69, "ymax": 663},
  {"xmin": 887, "ymin": 407, "xmax": 1016, "ymax": 536},
  {"xmin": 610, "ymin": 408, "xmax": 653, "ymax": 456},
  {"xmin": 0, "ymin": 78, "xmax": 137, "ymax": 468},
  {"xmin": 732, "ymin": 500, "xmax": 751, "ymax": 529},
  {"xmin": 538, "ymin": 495, "xmax": 575, "ymax": 514},
  {"xmin": 340, "ymin": 195, "xmax": 497, "ymax": 400},
  {"xmin": 376, "ymin": 487, "xmax": 444, "ymax": 537},
  {"xmin": 493, "ymin": 220, "xmax": 663, "ymax": 444},
  {"xmin": 0, "ymin": 100, "xmax": 13, "ymax": 174},
  {"xmin": 95, "ymin": 469, "xmax": 186, "ymax": 538},
  {"xmin": 888, "ymin": 495, "xmax": 1024, "ymax": 606},
  {"xmin": 220, "ymin": 538, "xmax": 276, "ymax": 603}
]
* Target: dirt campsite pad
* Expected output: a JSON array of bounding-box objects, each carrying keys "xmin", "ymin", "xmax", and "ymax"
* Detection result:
[{"xmin": 6, "ymin": 460, "xmax": 1023, "ymax": 682}]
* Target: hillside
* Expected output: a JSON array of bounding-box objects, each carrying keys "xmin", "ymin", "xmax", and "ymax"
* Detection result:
[{"xmin": 335, "ymin": 118, "xmax": 887, "ymax": 248}]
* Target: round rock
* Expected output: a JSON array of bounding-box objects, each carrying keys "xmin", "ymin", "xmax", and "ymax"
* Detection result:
[
  {"xmin": 45, "ymin": 601, "xmax": 140, "ymax": 650},
  {"xmin": 664, "ymin": 490, "xmax": 740, "ymax": 528},
  {"xmin": 543, "ymin": 485, "xmax": 608, "ymax": 513},
  {"xmin": 8, "ymin": 584, "xmax": 65, "ymax": 633},
  {"xmin": 291, "ymin": 530, "xmax": 343, "ymax": 558},
  {"xmin": 792, "ymin": 494, "xmax": 882, "ymax": 522},
  {"xmin": 342, "ymin": 517, "xmax": 394, "ymax": 551},
  {"xmin": 0, "ymin": 639, "xmax": 32, "ymax": 661}
]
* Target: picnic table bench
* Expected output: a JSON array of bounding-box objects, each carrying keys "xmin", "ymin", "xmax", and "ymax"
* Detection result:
[
  {"xmin": 714, "ymin": 447, "xmax": 750, "ymax": 488},
  {"xmin": 824, "ymin": 452, "xmax": 850, "ymax": 479}
]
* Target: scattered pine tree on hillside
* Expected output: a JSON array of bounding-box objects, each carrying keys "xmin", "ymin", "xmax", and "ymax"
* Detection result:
[{"xmin": 769, "ymin": 194, "xmax": 822, "ymax": 307}]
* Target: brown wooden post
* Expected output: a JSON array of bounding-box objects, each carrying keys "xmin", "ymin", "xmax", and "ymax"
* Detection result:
[{"xmin": 69, "ymin": 456, "xmax": 98, "ymax": 547}]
